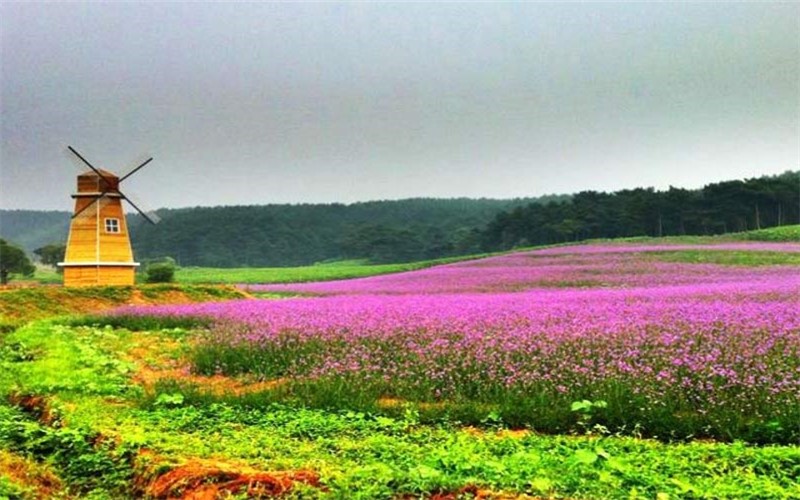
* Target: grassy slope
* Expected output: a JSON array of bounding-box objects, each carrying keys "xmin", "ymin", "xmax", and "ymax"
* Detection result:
[
  {"xmin": 0, "ymin": 284, "xmax": 246, "ymax": 326},
  {"xmin": 174, "ymin": 254, "xmax": 496, "ymax": 285},
  {"xmin": 650, "ymin": 250, "xmax": 800, "ymax": 266},
  {"xmin": 740, "ymin": 225, "xmax": 800, "ymax": 242},
  {"xmin": 593, "ymin": 224, "xmax": 800, "ymax": 245}
]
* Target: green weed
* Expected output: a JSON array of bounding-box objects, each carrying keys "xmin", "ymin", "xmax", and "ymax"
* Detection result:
[
  {"xmin": 650, "ymin": 250, "xmax": 800, "ymax": 266},
  {"xmin": 742, "ymin": 225, "xmax": 800, "ymax": 242},
  {"xmin": 65, "ymin": 314, "xmax": 212, "ymax": 332},
  {"xmin": 0, "ymin": 405, "xmax": 134, "ymax": 496}
]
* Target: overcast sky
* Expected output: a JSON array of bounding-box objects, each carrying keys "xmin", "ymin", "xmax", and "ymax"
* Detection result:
[{"xmin": 1, "ymin": 2, "xmax": 798, "ymax": 211}]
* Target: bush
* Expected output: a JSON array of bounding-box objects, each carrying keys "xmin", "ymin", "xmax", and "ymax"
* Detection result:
[
  {"xmin": 144, "ymin": 261, "xmax": 175, "ymax": 283},
  {"xmin": 67, "ymin": 314, "xmax": 211, "ymax": 331},
  {"xmin": 0, "ymin": 239, "xmax": 35, "ymax": 285}
]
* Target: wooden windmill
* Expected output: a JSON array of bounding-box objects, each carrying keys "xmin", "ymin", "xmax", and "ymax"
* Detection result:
[{"xmin": 58, "ymin": 146, "xmax": 160, "ymax": 286}]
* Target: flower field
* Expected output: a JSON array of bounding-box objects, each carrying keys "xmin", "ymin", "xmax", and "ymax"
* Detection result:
[{"xmin": 118, "ymin": 243, "xmax": 800, "ymax": 442}]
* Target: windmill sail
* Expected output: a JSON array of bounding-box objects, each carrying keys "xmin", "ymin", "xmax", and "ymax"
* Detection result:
[
  {"xmin": 123, "ymin": 191, "xmax": 161, "ymax": 224},
  {"xmin": 72, "ymin": 196, "xmax": 110, "ymax": 220}
]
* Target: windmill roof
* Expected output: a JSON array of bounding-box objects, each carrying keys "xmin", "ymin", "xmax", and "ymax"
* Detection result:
[{"xmin": 78, "ymin": 168, "xmax": 119, "ymax": 179}]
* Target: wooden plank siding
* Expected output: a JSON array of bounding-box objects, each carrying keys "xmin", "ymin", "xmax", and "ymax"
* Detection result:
[
  {"xmin": 63, "ymin": 266, "xmax": 136, "ymax": 286},
  {"xmin": 63, "ymin": 198, "xmax": 134, "ymax": 263}
]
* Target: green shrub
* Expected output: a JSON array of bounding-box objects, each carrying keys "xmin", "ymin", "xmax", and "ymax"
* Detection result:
[
  {"xmin": 66, "ymin": 314, "xmax": 212, "ymax": 331},
  {"xmin": 144, "ymin": 261, "xmax": 175, "ymax": 283},
  {"xmin": 0, "ymin": 239, "xmax": 35, "ymax": 285}
]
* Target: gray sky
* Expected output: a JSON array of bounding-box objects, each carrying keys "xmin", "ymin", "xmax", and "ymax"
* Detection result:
[{"xmin": 1, "ymin": 2, "xmax": 798, "ymax": 210}]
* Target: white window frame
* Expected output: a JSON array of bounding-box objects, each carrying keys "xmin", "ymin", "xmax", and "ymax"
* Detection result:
[{"xmin": 104, "ymin": 218, "xmax": 120, "ymax": 234}]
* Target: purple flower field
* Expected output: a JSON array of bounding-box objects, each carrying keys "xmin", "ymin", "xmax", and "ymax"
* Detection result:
[
  {"xmin": 120, "ymin": 243, "xmax": 800, "ymax": 440},
  {"xmin": 245, "ymin": 242, "xmax": 800, "ymax": 295}
]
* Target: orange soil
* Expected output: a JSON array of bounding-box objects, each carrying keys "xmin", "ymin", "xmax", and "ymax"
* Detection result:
[
  {"xmin": 141, "ymin": 457, "xmax": 536, "ymax": 500},
  {"xmin": 0, "ymin": 284, "xmax": 247, "ymax": 322},
  {"xmin": 377, "ymin": 397, "xmax": 450, "ymax": 411},
  {"xmin": 463, "ymin": 426, "xmax": 532, "ymax": 439},
  {"xmin": 399, "ymin": 485, "xmax": 544, "ymax": 500},
  {"xmin": 2, "ymin": 396, "xmax": 65, "ymax": 498},
  {"xmin": 7, "ymin": 393, "xmax": 58, "ymax": 426},
  {"xmin": 142, "ymin": 457, "xmax": 321, "ymax": 499}
]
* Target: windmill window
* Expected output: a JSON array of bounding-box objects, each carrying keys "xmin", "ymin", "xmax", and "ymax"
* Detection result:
[{"xmin": 104, "ymin": 218, "xmax": 120, "ymax": 233}]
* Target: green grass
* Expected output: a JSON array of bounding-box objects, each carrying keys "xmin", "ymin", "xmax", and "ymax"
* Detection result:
[
  {"xmin": 30, "ymin": 268, "xmax": 61, "ymax": 285},
  {"xmin": 173, "ymin": 254, "xmax": 495, "ymax": 285},
  {"xmin": 741, "ymin": 225, "xmax": 800, "ymax": 242},
  {"xmin": 3, "ymin": 267, "xmax": 61, "ymax": 286},
  {"xmin": 588, "ymin": 224, "xmax": 800, "ymax": 246},
  {"xmin": 650, "ymin": 250, "xmax": 800, "ymax": 266},
  {"xmin": 2, "ymin": 322, "xmax": 800, "ymax": 498},
  {"xmin": 65, "ymin": 314, "xmax": 213, "ymax": 331}
]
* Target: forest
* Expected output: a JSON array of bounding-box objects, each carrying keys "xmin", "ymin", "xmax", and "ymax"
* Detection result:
[
  {"xmin": 0, "ymin": 172, "xmax": 796, "ymax": 267},
  {"xmin": 127, "ymin": 197, "xmax": 565, "ymax": 266},
  {"xmin": 479, "ymin": 171, "xmax": 799, "ymax": 251}
]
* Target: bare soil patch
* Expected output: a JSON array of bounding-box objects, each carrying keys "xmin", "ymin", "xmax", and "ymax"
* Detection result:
[
  {"xmin": 7, "ymin": 393, "xmax": 58, "ymax": 426},
  {"xmin": 141, "ymin": 457, "xmax": 322, "ymax": 499},
  {"xmin": 399, "ymin": 485, "xmax": 544, "ymax": 499}
]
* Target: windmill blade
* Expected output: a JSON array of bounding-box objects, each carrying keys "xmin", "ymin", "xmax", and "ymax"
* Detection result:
[
  {"xmin": 120, "ymin": 190, "xmax": 161, "ymax": 224},
  {"xmin": 119, "ymin": 154, "xmax": 154, "ymax": 182},
  {"xmin": 72, "ymin": 195, "xmax": 110, "ymax": 220},
  {"xmin": 64, "ymin": 146, "xmax": 111, "ymax": 181},
  {"xmin": 63, "ymin": 146, "xmax": 96, "ymax": 174}
]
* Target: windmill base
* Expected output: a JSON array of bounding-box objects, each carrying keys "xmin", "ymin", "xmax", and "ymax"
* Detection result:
[{"xmin": 62, "ymin": 266, "xmax": 137, "ymax": 287}]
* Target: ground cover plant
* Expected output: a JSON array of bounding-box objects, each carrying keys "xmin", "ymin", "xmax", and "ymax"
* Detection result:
[
  {"xmin": 117, "ymin": 242, "xmax": 800, "ymax": 444},
  {"xmin": 740, "ymin": 224, "xmax": 800, "ymax": 242}
]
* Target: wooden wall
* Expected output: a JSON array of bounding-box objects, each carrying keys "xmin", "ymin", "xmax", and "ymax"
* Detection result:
[
  {"xmin": 64, "ymin": 197, "xmax": 134, "ymax": 263},
  {"xmin": 63, "ymin": 194, "xmax": 138, "ymax": 287},
  {"xmin": 63, "ymin": 266, "xmax": 136, "ymax": 287}
]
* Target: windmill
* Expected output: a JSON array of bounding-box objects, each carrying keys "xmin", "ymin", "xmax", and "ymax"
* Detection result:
[{"xmin": 58, "ymin": 146, "xmax": 160, "ymax": 286}]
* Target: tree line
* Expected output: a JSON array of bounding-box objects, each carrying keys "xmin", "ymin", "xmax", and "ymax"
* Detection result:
[
  {"xmin": 478, "ymin": 171, "xmax": 799, "ymax": 251},
  {"xmin": 129, "ymin": 197, "xmax": 563, "ymax": 267},
  {"xmin": 2, "ymin": 172, "xmax": 796, "ymax": 270}
]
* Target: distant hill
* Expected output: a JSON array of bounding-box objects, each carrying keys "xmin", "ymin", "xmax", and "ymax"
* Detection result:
[
  {"xmin": 0, "ymin": 196, "xmax": 567, "ymax": 266},
  {"xmin": 0, "ymin": 210, "xmax": 71, "ymax": 253}
]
